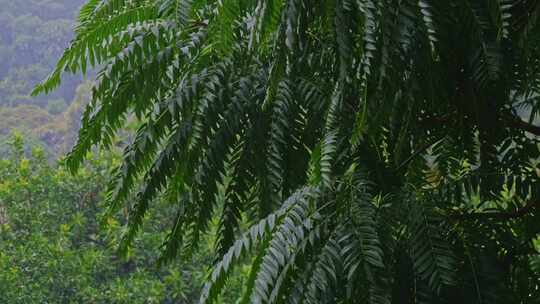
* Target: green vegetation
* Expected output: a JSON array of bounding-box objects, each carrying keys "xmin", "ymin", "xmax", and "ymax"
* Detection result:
[
  {"xmin": 37, "ymin": 0, "xmax": 540, "ymax": 303},
  {"xmin": 0, "ymin": 0, "xmax": 536, "ymax": 303},
  {"xmin": 0, "ymin": 134, "xmax": 244, "ymax": 303},
  {"xmin": 1, "ymin": 1, "xmax": 248, "ymax": 302}
]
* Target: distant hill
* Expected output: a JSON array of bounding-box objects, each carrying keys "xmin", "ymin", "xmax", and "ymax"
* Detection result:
[
  {"xmin": 0, "ymin": 0, "xmax": 87, "ymax": 108},
  {"xmin": 0, "ymin": 82, "xmax": 91, "ymax": 157},
  {"xmin": 0, "ymin": 0, "xmax": 89, "ymax": 156}
]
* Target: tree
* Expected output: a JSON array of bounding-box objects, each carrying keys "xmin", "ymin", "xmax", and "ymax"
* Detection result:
[
  {"xmin": 35, "ymin": 1, "xmax": 540, "ymax": 303},
  {"xmin": 0, "ymin": 133, "xmax": 245, "ymax": 303}
]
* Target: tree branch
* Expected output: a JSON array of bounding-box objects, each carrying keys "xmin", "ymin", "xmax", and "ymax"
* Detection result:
[
  {"xmin": 396, "ymin": 137, "xmax": 446, "ymax": 171},
  {"xmin": 452, "ymin": 200, "xmax": 540, "ymax": 221},
  {"xmin": 504, "ymin": 113, "xmax": 540, "ymax": 136}
]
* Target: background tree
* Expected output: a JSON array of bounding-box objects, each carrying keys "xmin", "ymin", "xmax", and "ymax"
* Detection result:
[
  {"xmin": 0, "ymin": 133, "xmax": 245, "ymax": 303},
  {"xmin": 35, "ymin": 0, "xmax": 540, "ymax": 303}
]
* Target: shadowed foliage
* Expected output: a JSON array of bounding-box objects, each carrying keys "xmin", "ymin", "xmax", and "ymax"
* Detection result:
[{"xmin": 36, "ymin": 0, "xmax": 540, "ymax": 303}]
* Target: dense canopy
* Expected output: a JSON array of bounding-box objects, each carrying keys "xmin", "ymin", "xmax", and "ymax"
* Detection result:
[{"xmin": 36, "ymin": 0, "xmax": 540, "ymax": 303}]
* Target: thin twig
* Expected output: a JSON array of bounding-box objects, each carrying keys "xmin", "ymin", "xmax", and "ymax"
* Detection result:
[{"xmin": 396, "ymin": 137, "xmax": 446, "ymax": 171}]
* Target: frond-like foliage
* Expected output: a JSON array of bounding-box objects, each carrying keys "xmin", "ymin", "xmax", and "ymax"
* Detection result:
[
  {"xmin": 38, "ymin": 0, "xmax": 540, "ymax": 302},
  {"xmin": 408, "ymin": 201, "xmax": 457, "ymax": 293}
]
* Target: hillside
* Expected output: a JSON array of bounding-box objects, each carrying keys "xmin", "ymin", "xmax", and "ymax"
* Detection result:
[{"xmin": 0, "ymin": 0, "xmax": 88, "ymax": 155}]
